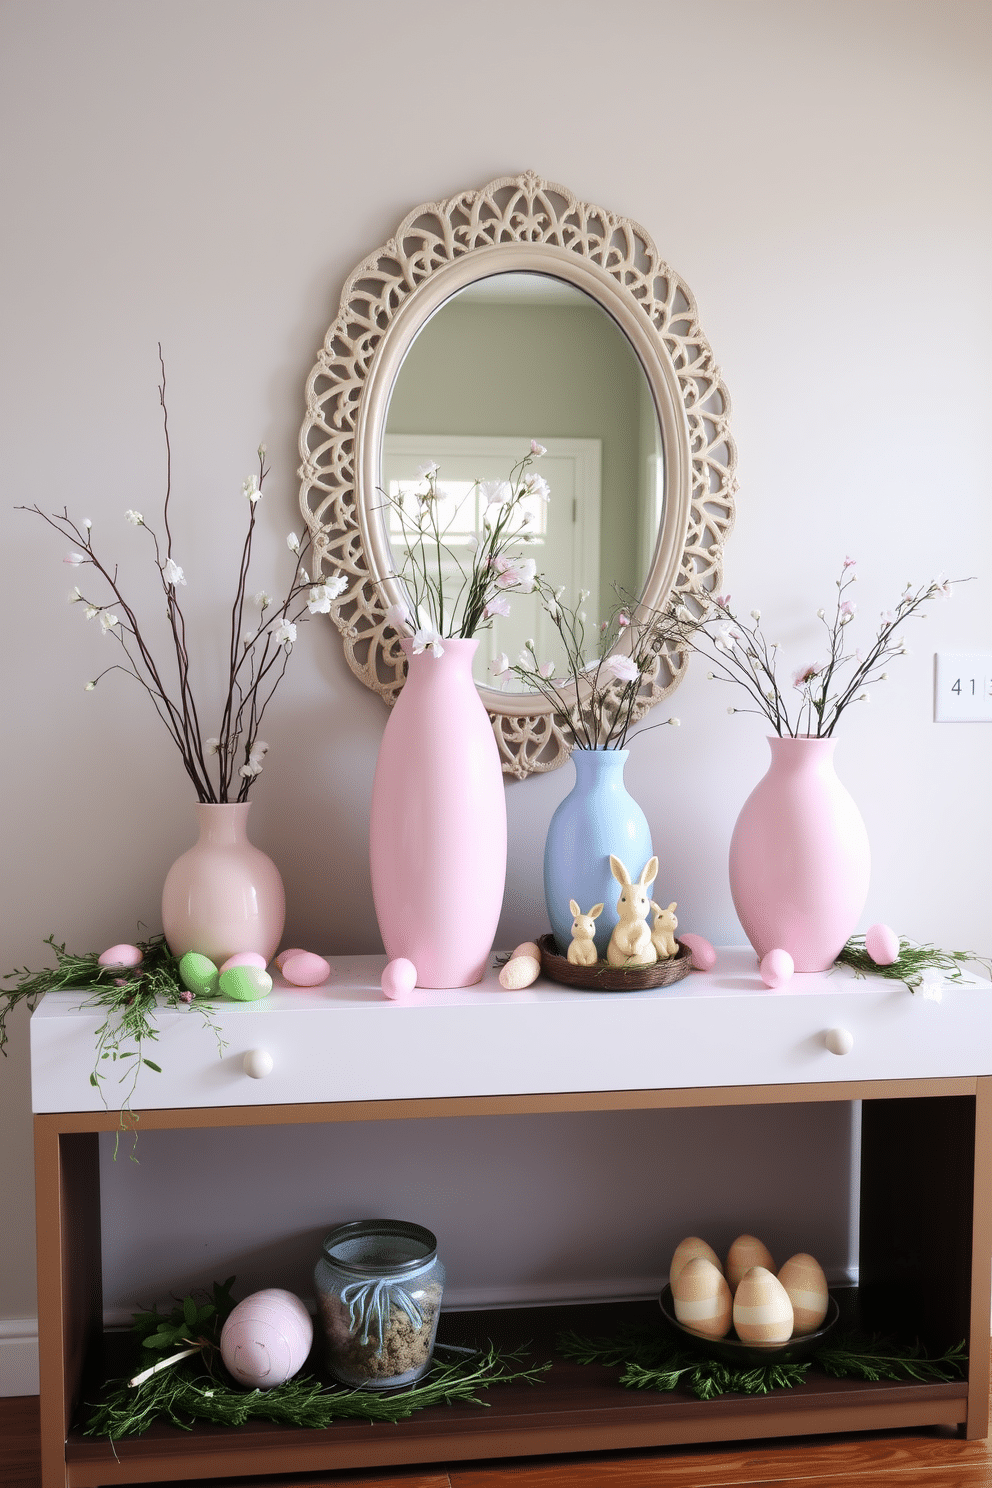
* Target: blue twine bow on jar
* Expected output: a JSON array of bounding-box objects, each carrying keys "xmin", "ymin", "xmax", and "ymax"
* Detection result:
[{"xmin": 340, "ymin": 1278, "xmax": 425, "ymax": 1349}]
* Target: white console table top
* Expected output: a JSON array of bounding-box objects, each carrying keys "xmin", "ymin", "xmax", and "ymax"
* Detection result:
[{"xmin": 30, "ymin": 947, "xmax": 991, "ymax": 1113}]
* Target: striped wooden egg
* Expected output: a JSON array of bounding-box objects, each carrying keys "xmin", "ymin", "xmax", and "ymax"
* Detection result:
[
  {"xmin": 726, "ymin": 1233, "xmax": 775, "ymax": 1292},
  {"xmin": 671, "ymin": 1257, "xmax": 732, "ymax": 1339},
  {"xmin": 733, "ymin": 1265, "xmax": 794, "ymax": 1343},
  {"xmin": 778, "ymin": 1252, "xmax": 829, "ymax": 1334},
  {"xmin": 669, "ymin": 1236, "xmax": 723, "ymax": 1290}
]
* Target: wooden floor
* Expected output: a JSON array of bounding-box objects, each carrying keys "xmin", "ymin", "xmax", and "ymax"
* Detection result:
[{"xmin": 5, "ymin": 1394, "xmax": 992, "ymax": 1488}]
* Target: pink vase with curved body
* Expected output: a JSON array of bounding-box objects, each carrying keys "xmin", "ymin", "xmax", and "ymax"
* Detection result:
[
  {"xmin": 369, "ymin": 638, "xmax": 507, "ymax": 988},
  {"xmin": 729, "ymin": 736, "xmax": 870, "ymax": 973},
  {"xmin": 162, "ymin": 802, "xmax": 286, "ymax": 965}
]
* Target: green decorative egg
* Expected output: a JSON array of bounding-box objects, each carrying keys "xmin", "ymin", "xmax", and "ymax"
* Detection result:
[
  {"xmin": 178, "ymin": 952, "xmax": 219, "ymax": 997},
  {"xmin": 219, "ymin": 965, "xmax": 273, "ymax": 1002}
]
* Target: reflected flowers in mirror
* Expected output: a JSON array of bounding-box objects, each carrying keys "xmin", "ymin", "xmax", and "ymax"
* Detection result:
[{"xmin": 379, "ymin": 443, "xmax": 549, "ymax": 656}]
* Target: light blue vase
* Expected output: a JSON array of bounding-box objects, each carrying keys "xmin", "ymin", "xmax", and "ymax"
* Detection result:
[{"xmin": 543, "ymin": 748, "xmax": 654, "ymax": 958}]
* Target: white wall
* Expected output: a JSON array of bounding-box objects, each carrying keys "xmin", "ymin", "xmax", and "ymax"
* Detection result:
[{"xmin": 2, "ymin": 0, "xmax": 989, "ymax": 1365}]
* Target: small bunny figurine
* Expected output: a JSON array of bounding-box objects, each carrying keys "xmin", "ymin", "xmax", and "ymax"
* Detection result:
[
  {"xmin": 606, "ymin": 855, "xmax": 659, "ymax": 968},
  {"xmin": 650, "ymin": 900, "xmax": 678, "ymax": 960},
  {"xmin": 567, "ymin": 900, "xmax": 604, "ymax": 966}
]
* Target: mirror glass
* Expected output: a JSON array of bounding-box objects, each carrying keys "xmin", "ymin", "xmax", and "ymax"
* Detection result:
[{"xmin": 380, "ymin": 272, "xmax": 665, "ymax": 690}]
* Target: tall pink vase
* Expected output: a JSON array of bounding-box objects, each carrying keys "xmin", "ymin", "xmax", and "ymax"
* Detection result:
[
  {"xmin": 161, "ymin": 802, "xmax": 286, "ymax": 965},
  {"xmin": 369, "ymin": 638, "xmax": 507, "ymax": 988},
  {"xmin": 728, "ymin": 736, "xmax": 870, "ymax": 973}
]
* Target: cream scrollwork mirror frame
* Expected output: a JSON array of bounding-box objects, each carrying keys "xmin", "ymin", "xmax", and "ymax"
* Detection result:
[{"xmin": 298, "ymin": 172, "xmax": 737, "ymax": 779}]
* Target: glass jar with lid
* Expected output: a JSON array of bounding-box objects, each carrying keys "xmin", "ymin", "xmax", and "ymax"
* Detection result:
[{"xmin": 314, "ymin": 1219, "xmax": 445, "ymax": 1390}]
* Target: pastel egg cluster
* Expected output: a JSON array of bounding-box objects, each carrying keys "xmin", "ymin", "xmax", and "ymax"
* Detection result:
[{"xmin": 669, "ymin": 1232, "xmax": 829, "ymax": 1344}]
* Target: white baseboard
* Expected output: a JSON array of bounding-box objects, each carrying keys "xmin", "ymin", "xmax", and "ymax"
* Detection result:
[{"xmin": 0, "ymin": 1319, "xmax": 39, "ymax": 1396}]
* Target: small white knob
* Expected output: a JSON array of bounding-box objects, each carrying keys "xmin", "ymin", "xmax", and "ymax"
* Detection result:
[
  {"xmin": 243, "ymin": 1049, "xmax": 274, "ymax": 1079},
  {"xmin": 825, "ymin": 1027, "xmax": 854, "ymax": 1056}
]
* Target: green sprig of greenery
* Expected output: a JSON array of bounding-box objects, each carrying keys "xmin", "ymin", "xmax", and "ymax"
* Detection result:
[
  {"xmin": 86, "ymin": 1339, "xmax": 548, "ymax": 1439},
  {"xmin": 836, "ymin": 935, "xmax": 992, "ymax": 993},
  {"xmin": 557, "ymin": 1322, "xmax": 966, "ymax": 1401},
  {"xmin": 816, "ymin": 1335, "xmax": 967, "ymax": 1384},
  {"xmin": 1, "ymin": 934, "xmax": 224, "ymax": 1129}
]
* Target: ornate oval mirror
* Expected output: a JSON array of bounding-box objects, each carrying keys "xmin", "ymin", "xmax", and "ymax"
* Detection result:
[{"xmin": 299, "ymin": 172, "xmax": 736, "ymax": 777}]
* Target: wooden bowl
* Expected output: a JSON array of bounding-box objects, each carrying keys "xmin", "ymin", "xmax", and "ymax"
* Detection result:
[{"xmin": 536, "ymin": 934, "xmax": 693, "ymax": 992}]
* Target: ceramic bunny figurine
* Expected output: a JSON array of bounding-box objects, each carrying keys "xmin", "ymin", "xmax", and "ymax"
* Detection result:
[
  {"xmin": 606, "ymin": 855, "xmax": 659, "ymax": 968},
  {"xmin": 650, "ymin": 900, "xmax": 678, "ymax": 960},
  {"xmin": 567, "ymin": 899, "xmax": 604, "ymax": 966}
]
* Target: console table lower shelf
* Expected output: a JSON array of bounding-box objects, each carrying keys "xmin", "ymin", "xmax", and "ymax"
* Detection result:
[
  {"xmin": 35, "ymin": 1078, "xmax": 992, "ymax": 1487},
  {"xmin": 66, "ymin": 1299, "xmax": 970, "ymax": 1488}
]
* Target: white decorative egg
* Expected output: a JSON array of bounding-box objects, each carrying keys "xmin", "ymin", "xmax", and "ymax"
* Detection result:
[
  {"xmin": 498, "ymin": 954, "xmax": 541, "ymax": 989},
  {"xmin": 98, "ymin": 943, "xmax": 143, "ymax": 969},
  {"xmin": 220, "ymin": 1288, "xmax": 313, "ymax": 1389},
  {"xmin": 726, "ymin": 1234, "xmax": 775, "ymax": 1292},
  {"xmin": 865, "ymin": 923, "xmax": 900, "ymax": 966},
  {"xmin": 512, "ymin": 941, "xmax": 542, "ymax": 961},
  {"xmin": 671, "ymin": 1257, "xmax": 732, "ymax": 1339},
  {"xmin": 669, "ymin": 1235, "xmax": 723, "ymax": 1289},
  {"xmin": 778, "ymin": 1252, "xmax": 829, "ymax": 1334},
  {"xmin": 733, "ymin": 1265, "xmax": 794, "ymax": 1343}
]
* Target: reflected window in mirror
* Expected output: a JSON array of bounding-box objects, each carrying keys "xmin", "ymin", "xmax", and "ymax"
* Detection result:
[{"xmin": 381, "ymin": 274, "xmax": 664, "ymax": 689}]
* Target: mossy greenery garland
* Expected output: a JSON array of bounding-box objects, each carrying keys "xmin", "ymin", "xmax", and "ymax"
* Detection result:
[{"xmin": 0, "ymin": 933, "xmax": 222, "ymax": 1116}]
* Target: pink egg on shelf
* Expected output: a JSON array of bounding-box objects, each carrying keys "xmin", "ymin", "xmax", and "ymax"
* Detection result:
[
  {"xmin": 98, "ymin": 944, "xmax": 143, "ymax": 969},
  {"xmin": 274, "ymin": 947, "xmax": 307, "ymax": 971},
  {"xmin": 865, "ymin": 923, "xmax": 900, "ymax": 966},
  {"xmin": 760, "ymin": 948, "xmax": 794, "ymax": 989},
  {"xmin": 281, "ymin": 952, "xmax": 331, "ymax": 988},
  {"xmin": 220, "ymin": 952, "xmax": 268, "ymax": 973},
  {"xmin": 678, "ymin": 933, "xmax": 716, "ymax": 971},
  {"xmin": 220, "ymin": 1288, "xmax": 313, "ymax": 1389},
  {"xmin": 381, "ymin": 958, "xmax": 417, "ymax": 999}
]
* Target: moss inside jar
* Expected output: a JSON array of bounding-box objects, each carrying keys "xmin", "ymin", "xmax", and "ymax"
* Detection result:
[{"xmin": 314, "ymin": 1219, "xmax": 445, "ymax": 1390}]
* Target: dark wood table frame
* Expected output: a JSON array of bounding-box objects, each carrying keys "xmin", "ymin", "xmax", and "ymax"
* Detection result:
[{"xmin": 34, "ymin": 1077, "xmax": 992, "ymax": 1488}]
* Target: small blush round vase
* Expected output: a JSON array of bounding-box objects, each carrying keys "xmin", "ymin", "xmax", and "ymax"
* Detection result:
[
  {"xmin": 369, "ymin": 637, "xmax": 507, "ymax": 988},
  {"xmin": 161, "ymin": 802, "xmax": 286, "ymax": 966},
  {"xmin": 728, "ymin": 736, "xmax": 870, "ymax": 973},
  {"xmin": 543, "ymin": 748, "xmax": 653, "ymax": 959}
]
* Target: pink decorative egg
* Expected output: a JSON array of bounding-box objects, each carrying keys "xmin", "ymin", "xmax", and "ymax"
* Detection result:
[
  {"xmin": 281, "ymin": 952, "xmax": 331, "ymax": 988},
  {"xmin": 498, "ymin": 955, "xmax": 540, "ymax": 989},
  {"xmin": 220, "ymin": 1288, "xmax": 313, "ymax": 1389},
  {"xmin": 760, "ymin": 947, "xmax": 794, "ymax": 989},
  {"xmin": 275, "ymin": 947, "xmax": 307, "ymax": 971},
  {"xmin": 220, "ymin": 952, "xmax": 268, "ymax": 973},
  {"xmin": 381, "ymin": 958, "xmax": 418, "ymax": 1000},
  {"xmin": 865, "ymin": 923, "xmax": 900, "ymax": 966},
  {"xmin": 98, "ymin": 943, "xmax": 143, "ymax": 969},
  {"xmin": 678, "ymin": 933, "xmax": 716, "ymax": 972}
]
